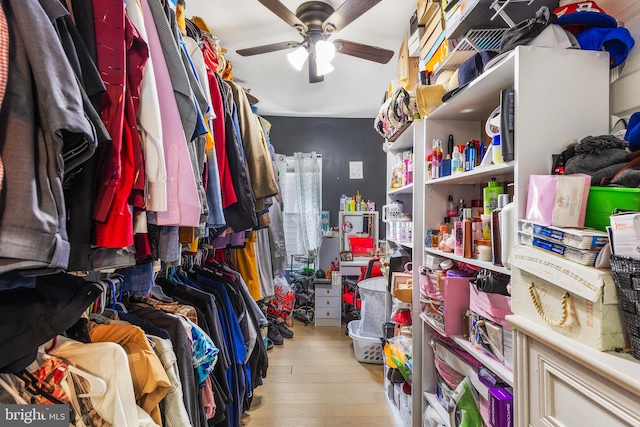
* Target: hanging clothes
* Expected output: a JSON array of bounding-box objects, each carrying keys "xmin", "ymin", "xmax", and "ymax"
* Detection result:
[
  {"xmin": 227, "ymin": 81, "xmax": 279, "ymax": 213},
  {"xmin": 126, "ymin": 0, "xmax": 167, "ymax": 214},
  {"xmin": 88, "ymin": 323, "xmax": 171, "ymax": 426},
  {"xmin": 0, "ymin": 0, "xmax": 95, "ymax": 277},
  {"xmin": 140, "ymin": 0, "xmax": 200, "ymax": 228}
]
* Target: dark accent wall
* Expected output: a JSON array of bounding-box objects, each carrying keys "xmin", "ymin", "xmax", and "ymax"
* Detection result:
[{"xmin": 264, "ymin": 116, "xmax": 386, "ymax": 237}]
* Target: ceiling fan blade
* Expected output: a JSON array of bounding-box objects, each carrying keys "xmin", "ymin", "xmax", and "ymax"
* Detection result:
[
  {"xmin": 257, "ymin": 0, "xmax": 308, "ymax": 34},
  {"xmin": 237, "ymin": 41, "xmax": 301, "ymax": 56},
  {"xmin": 308, "ymin": 56, "xmax": 324, "ymax": 83},
  {"xmin": 333, "ymin": 39, "xmax": 394, "ymax": 64},
  {"xmin": 322, "ymin": 0, "xmax": 382, "ymax": 33}
]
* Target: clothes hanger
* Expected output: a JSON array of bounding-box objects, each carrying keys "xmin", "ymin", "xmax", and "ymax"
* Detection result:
[
  {"xmin": 40, "ymin": 354, "xmax": 107, "ymax": 398},
  {"xmin": 0, "ymin": 375, "xmax": 29, "ymax": 404},
  {"xmin": 151, "ymin": 285, "xmax": 173, "ymax": 303},
  {"xmin": 14, "ymin": 371, "xmax": 66, "ymax": 405}
]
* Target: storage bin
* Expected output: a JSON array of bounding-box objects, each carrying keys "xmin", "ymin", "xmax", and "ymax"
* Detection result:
[
  {"xmin": 584, "ymin": 186, "xmax": 640, "ymax": 232},
  {"xmin": 469, "ymin": 283, "xmax": 512, "ymax": 328},
  {"xmin": 348, "ymin": 320, "xmax": 383, "ymax": 364},
  {"xmin": 610, "ymin": 255, "xmax": 640, "ymax": 360},
  {"xmin": 510, "ymin": 245, "xmax": 625, "ymax": 351},
  {"xmin": 419, "ymin": 271, "xmax": 472, "ymax": 336},
  {"xmin": 357, "ymin": 277, "xmax": 387, "ymax": 338},
  {"xmin": 348, "ymin": 236, "xmax": 374, "ymax": 256}
]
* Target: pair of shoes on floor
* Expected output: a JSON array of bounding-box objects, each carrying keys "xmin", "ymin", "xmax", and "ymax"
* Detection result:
[
  {"xmin": 267, "ymin": 322, "xmax": 284, "ymax": 346},
  {"xmin": 267, "ymin": 318, "xmax": 294, "ymax": 345}
]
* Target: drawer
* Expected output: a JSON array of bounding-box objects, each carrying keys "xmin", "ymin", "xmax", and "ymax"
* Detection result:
[
  {"xmin": 315, "ymin": 306, "xmax": 341, "ymax": 319},
  {"xmin": 315, "ymin": 284, "xmax": 341, "ymax": 297},
  {"xmin": 523, "ymin": 335, "xmax": 640, "ymax": 426},
  {"xmin": 315, "ymin": 296, "xmax": 340, "ymax": 309}
]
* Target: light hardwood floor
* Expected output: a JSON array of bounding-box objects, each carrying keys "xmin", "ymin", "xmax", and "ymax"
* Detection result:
[{"xmin": 241, "ymin": 320, "xmax": 395, "ymax": 426}]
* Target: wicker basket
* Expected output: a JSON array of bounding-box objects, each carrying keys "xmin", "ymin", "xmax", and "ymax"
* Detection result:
[{"xmin": 610, "ymin": 255, "xmax": 640, "ymax": 359}]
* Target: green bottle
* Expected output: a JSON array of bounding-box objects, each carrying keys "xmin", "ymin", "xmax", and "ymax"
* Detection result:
[{"xmin": 483, "ymin": 177, "xmax": 504, "ymax": 213}]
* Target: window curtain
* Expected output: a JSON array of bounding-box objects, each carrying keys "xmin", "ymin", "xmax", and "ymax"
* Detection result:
[{"xmin": 293, "ymin": 152, "xmax": 322, "ymax": 256}]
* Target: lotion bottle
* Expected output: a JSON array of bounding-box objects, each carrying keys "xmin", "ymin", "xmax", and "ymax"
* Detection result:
[
  {"xmin": 500, "ymin": 196, "xmax": 515, "ymax": 269},
  {"xmin": 491, "ymin": 195, "xmax": 509, "ymax": 267},
  {"xmin": 462, "ymin": 208, "xmax": 473, "ymax": 259}
]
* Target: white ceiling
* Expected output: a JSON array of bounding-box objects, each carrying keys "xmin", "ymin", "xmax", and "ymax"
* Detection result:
[
  {"xmin": 184, "ymin": 0, "xmax": 637, "ymax": 119},
  {"xmin": 185, "ymin": 0, "xmax": 417, "ymax": 118}
]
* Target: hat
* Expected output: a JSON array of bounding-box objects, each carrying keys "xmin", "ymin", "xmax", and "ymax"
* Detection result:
[
  {"xmin": 553, "ymin": 1, "xmax": 617, "ymax": 35},
  {"xmin": 625, "ymin": 112, "xmax": 640, "ymax": 152},
  {"xmin": 441, "ymin": 51, "xmax": 499, "ymax": 102},
  {"xmin": 415, "ymin": 70, "xmax": 457, "ymax": 115},
  {"xmin": 500, "ymin": 6, "xmax": 554, "ymax": 53},
  {"xmin": 486, "ymin": 24, "xmax": 580, "ymax": 70},
  {"xmin": 575, "ymin": 26, "xmax": 635, "ymax": 67}
]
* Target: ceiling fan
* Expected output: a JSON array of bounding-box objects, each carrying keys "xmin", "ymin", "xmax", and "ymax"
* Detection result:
[{"xmin": 236, "ymin": 0, "xmax": 395, "ymax": 83}]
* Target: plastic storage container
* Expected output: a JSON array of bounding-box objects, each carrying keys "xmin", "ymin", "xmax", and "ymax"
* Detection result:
[
  {"xmin": 584, "ymin": 187, "xmax": 640, "ymax": 231},
  {"xmin": 357, "ymin": 277, "xmax": 387, "ymax": 338},
  {"xmin": 348, "ymin": 320, "xmax": 383, "ymax": 364},
  {"xmin": 348, "ymin": 235, "xmax": 374, "ymax": 255}
]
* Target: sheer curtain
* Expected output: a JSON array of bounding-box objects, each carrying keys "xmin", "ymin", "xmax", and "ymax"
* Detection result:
[{"xmin": 293, "ymin": 152, "xmax": 322, "ymax": 257}]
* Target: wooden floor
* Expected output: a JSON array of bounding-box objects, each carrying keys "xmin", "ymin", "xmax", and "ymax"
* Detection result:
[{"xmin": 241, "ymin": 320, "xmax": 395, "ymax": 427}]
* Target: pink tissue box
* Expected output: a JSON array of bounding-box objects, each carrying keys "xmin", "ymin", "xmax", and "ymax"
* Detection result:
[{"xmin": 525, "ymin": 174, "xmax": 591, "ymax": 227}]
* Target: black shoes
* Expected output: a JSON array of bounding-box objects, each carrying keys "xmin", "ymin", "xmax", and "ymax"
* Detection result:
[
  {"xmin": 267, "ymin": 322, "xmax": 284, "ymax": 345},
  {"xmin": 276, "ymin": 321, "xmax": 294, "ymax": 339}
]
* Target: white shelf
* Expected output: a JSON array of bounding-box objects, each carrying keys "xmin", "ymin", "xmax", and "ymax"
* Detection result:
[
  {"xmin": 427, "ymin": 52, "xmax": 515, "ymax": 121},
  {"xmin": 425, "ymin": 162, "xmax": 514, "ymax": 186},
  {"xmin": 387, "ymin": 239, "xmax": 413, "ymax": 249},
  {"xmin": 388, "ymin": 183, "xmax": 414, "ymax": 195},
  {"xmin": 386, "ymin": 390, "xmax": 410, "ymax": 427},
  {"xmin": 453, "ymin": 336, "xmax": 514, "ymax": 387},
  {"xmin": 424, "ymin": 247, "xmax": 511, "ymax": 275},
  {"xmin": 424, "ymin": 392, "xmax": 452, "ymax": 427},
  {"xmin": 387, "ymin": 121, "xmax": 415, "ymax": 152}
]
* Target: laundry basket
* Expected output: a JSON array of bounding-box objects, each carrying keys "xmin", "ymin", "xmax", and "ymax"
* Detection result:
[
  {"xmin": 348, "ymin": 320, "xmax": 383, "ymax": 364},
  {"xmin": 357, "ymin": 276, "xmax": 387, "ymax": 338}
]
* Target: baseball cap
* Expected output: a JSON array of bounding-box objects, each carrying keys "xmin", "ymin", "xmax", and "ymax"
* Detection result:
[
  {"xmin": 553, "ymin": 1, "xmax": 617, "ymax": 35},
  {"xmin": 441, "ymin": 50, "xmax": 499, "ymax": 102},
  {"xmin": 575, "ymin": 26, "xmax": 635, "ymax": 68}
]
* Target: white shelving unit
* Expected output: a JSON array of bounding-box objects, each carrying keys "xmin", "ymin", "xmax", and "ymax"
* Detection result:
[
  {"xmin": 424, "ymin": 247, "xmax": 511, "ymax": 275},
  {"xmin": 383, "ymin": 118, "xmax": 426, "ymax": 427},
  {"xmin": 411, "ymin": 46, "xmax": 610, "ymax": 427}
]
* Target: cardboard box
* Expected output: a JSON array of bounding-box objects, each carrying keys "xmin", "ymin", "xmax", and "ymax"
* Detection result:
[
  {"xmin": 420, "ymin": 12, "xmax": 445, "ymax": 56},
  {"xmin": 423, "ymin": 36, "xmax": 459, "ymax": 73},
  {"xmin": 397, "ymin": 36, "xmax": 421, "ymax": 89},
  {"xmin": 392, "ymin": 272, "xmax": 413, "ymax": 302},
  {"xmin": 418, "ymin": 0, "xmax": 439, "ymax": 25},
  {"xmin": 489, "ymin": 388, "xmax": 513, "ymax": 427},
  {"xmin": 408, "ymin": 27, "xmax": 425, "ymax": 57},
  {"xmin": 398, "ymin": 35, "xmax": 420, "ymax": 89},
  {"xmin": 510, "ymin": 245, "xmax": 626, "ymax": 351}
]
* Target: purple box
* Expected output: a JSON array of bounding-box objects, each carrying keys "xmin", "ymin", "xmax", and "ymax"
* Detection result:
[{"xmin": 489, "ymin": 388, "xmax": 513, "ymax": 427}]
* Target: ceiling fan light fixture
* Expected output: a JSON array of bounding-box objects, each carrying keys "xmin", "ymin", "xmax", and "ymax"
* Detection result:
[
  {"xmin": 315, "ymin": 39, "xmax": 336, "ymax": 62},
  {"xmin": 316, "ymin": 58, "xmax": 334, "ymax": 76},
  {"xmin": 287, "ymin": 46, "xmax": 308, "ymax": 71}
]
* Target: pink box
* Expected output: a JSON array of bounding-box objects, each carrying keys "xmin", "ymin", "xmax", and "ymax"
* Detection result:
[
  {"xmin": 469, "ymin": 283, "xmax": 512, "ymax": 328},
  {"xmin": 489, "ymin": 388, "xmax": 513, "ymax": 427},
  {"xmin": 525, "ymin": 174, "xmax": 591, "ymax": 227},
  {"xmin": 419, "ymin": 273, "xmax": 471, "ymax": 336}
]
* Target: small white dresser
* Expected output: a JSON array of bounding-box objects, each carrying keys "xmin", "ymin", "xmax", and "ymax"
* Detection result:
[{"xmin": 314, "ymin": 272, "xmax": 342, "ymax": 327}]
